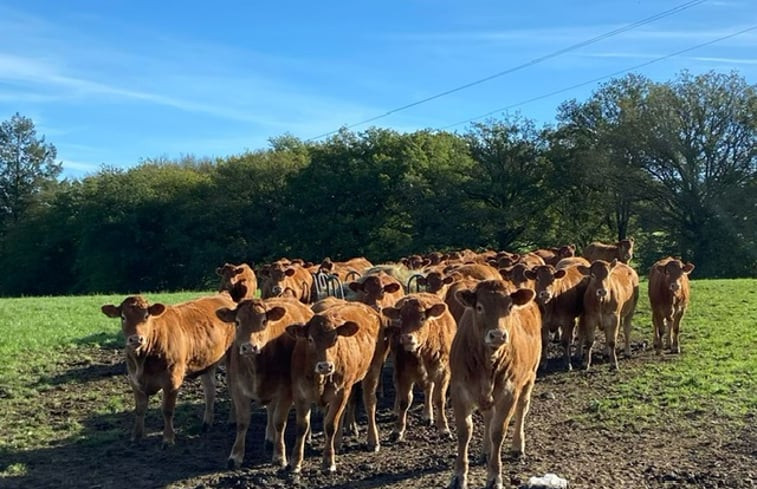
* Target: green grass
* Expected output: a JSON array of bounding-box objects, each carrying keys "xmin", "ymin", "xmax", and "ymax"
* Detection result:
[{"xmin": 584, "ymin": 279, "xmax": 757, "ymax": 428}]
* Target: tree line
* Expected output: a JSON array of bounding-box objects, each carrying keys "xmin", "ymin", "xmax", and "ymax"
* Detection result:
[{"xmin": 0, "ymin": 70, "xmax": 754, "ymax": 296}]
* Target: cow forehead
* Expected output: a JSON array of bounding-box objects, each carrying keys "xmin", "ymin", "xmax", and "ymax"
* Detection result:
[
  {"xmin": 237, "ymin": 300, "xmax": 267, "ymax": 318},
  {"xmin": 590, "ymin": 261, "xmax": 611, "ymax": 277},
  {"xmin": 120, "ymin": 295, "xmax": 149, "ymax": 311}
]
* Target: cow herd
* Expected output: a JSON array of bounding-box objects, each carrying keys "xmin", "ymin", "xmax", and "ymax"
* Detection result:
[{"xmin": 100, "ymin": 239, "xmax": 694, "ymax": 489}]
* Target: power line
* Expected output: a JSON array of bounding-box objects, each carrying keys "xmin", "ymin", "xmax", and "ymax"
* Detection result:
[
  {"xmin": 306, "ymin": 0, "xmax": 707, "ymax": 141},
  {"xmin": 441, "ymin": 24, "xmax": 757, "ymax": 130}
]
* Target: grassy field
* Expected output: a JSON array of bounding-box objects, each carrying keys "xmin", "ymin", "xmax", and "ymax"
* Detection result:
[{"xmin": 0, "ymin": 281, "xmax": 754, "ymax": 487}]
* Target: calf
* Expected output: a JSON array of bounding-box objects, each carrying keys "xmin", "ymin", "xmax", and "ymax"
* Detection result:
[
  {"xmin": 216, "ymin": 297, "xmax": 313, "ymax": 469},
  {"xmin": 499, "ymin": 263, "xmax": 535, "ymax": 290},
  {"xmin": 260, "ymin": 260, "xmax": 314, "ymax": 303},
  {"xmin": 448, "ymin": 281, "xmax": 541, "ymax": 489},
  {"xmin": 525, "ymin": 264, "xmax": 589, "ymax": 371},
  {"xmin": 582, "ymin": 238, "xmax": 635, "ymax": 264},
  {"xmin": 286, "ymin": 301, "xmax": 387, "ymax": 473},
  {"xmin": 577, "ymin": 259, "xmax": 639, "ymax": 370},
  {"xmin": 347, "ymin": 271, "xmax": 404, "ymax": 312},
  {"xmin": 382, "ymin": 293, "xmax": 456, "ymax": 442},
  {"xmin": 101, "ymin": 294, "xmax": 235, "ymax": 446},
  {"xmin": 216, "ymin": 262, "xmax": 258, "ymax": 301},
  {"xmin": 648, "ymin": 257, "xmax": 694, "ymax": 354}
]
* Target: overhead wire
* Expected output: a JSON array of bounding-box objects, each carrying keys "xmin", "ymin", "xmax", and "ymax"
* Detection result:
[{"xmin": 305, "ymin": 0, "xmax": 707, "ymax": 141}]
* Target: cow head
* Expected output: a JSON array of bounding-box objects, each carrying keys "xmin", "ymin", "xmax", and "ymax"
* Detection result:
[
  {"xmin": 216, "ymin": 300, "xmax": 286, "ymax": 356},
  {"xmin": 286, "ymin": 315, "xmax": 358, "ymax": 376},
  {"xmin": 382, "ymin": 297, "xmax": 447, "ymax": 353},
  {"xmin": 578, "ymin": 259, "xmax": 617, "ymax": 299},
  {"xmin": 417, "ymin": 271, "xmax": 455, "ymax": 295},
  {"xmin": 618, "ymin": 238, "xmax": 634, "ymax": 263},
  {"xmin": 499, "ymin": 263, "xmax": 533, "ymax": 290},
  {"xmin": 559, "ymin": 244, "xmax": 576, "ymax": 259},
  {"xmin": 525, "ymin": 265, "xmax": 566, "ymax": 304},
  {"xmin": 455, "ymin": 280, "xmax": 534, "ymax": 349},
  {"xmin": 216, "ymin": 263, "xmax": 244, "ymax": 291},
  {"xmin": 101, "ymin": 296, "xmax": 165, "ymax": 353},
  {"xmin": 663, "ymin": 259, "xmax": 695, "ymax": 292},
  {"xmin": 264, "ymin": 263, "xmax": 298, "ymax": 297},
  {"xmin": 348, "ymin": 274, "xmax": 401, "ymax": 310}
]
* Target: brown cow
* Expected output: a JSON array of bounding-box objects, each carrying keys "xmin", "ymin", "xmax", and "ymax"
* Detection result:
[
  {"xmin": 442, "ymin": 263, "xmax": 501, "ymax": 281},
  {"xmin": 216, "ymin": 262, "xmax": 258, "ymax": 301},
  {"xmin": 577, "ymin": 259, "xmax": 640, "ymax": 370},
  {"xmin": 101, "ymin": 294, "xmax": 235, "ymax": 446},
  {"xmin": 318, "ymin": 256, "xmax": 373, "ymax": 281},
  {"xmin": 260, "ymin": 260, "xmax": 314, "ymax": 304},
  {"xmin": 382, "ymin": 293, "xmax": 456, "ymax": 442},
  {"xmin": 532, "ymin": 244, "xmax": 577, "ymax": 267},
  {"xmin": 415, "ymin": 269, "xmax": 456, "ymax": 297},
  {"xmin": 215, "ymin": 297, "xmax": 313, "ymax": 469},
  {"xmin": 582, "ymin": 238, "xmax": 635, "ymax": 264},
  {"xmin": 347, "ymin": 271, "xmax": 404, "ymax": 312},
  {"xmin": 648, "ymin": 257, "xmax": 695, "ymax": 354},
  {"xmin": 286, "ymin": 301, "xmax": 387, "ymax": 473},
  {"xmin": 444, "ymin": 277, "xmax": 481, "ymax": 325},
  {"xmin": 525, "ymin": 264, "xmax": 589, "ymax": 371},
  {"xmin": 499, "ymin": 263, "xmax": 535, "ymax": 290},
  {"xmin": 448, "ymin": 281, "xmax": 541, "ymax": 489},
  {"xmin": 555, "ymin": 256, "xmax": 590, "ymax": 269}
]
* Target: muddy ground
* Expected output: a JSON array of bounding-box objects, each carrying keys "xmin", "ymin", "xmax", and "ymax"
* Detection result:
[{"xmin": 1, "ymin": 341, "xmax": 754, "ymax": 489}]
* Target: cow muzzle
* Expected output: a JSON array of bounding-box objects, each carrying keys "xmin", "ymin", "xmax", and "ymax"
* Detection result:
[
  {"xmin": 595, "ymin": 288, "xmax": 608, "ymax": 298},
  {"xmin": 485, "ymin": 329, "xmax": 508, "ymax": 347},
  {"xmin": 669, "ymin": 282, "xmax": 680, "ymax": 292},
  {"xmin": 315, "ymin": 362, "xmax": 335, "ymax": 375},
  {"xmin": 126, "ymin": 335, "xmax": 146, "ymax": 349},
  {"xmin": 400, "ymin": 334, "xmax": 418, "ymax": 352},
  {"xmin": 538, "ymin": 291, "xmax": 552, "ymax": 303},
  {"xmin": 239, "ymin": 342, "xmax": 261, "ymax": 356},
  {"xmin": 271, "ymin": 285, "xmax": 283, "ymax": 296}
]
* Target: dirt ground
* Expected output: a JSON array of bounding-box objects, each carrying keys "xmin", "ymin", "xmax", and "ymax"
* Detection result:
[{"xmin": 1, "ymin": 340, "xmax": 754, "ymax": 489}]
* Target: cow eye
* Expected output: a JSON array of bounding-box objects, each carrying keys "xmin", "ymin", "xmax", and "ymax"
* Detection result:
[
  {"xmin": 476, "ymin": 304, "xmax": 484, "ymax": 313},
  {"xmin": 307, "ymin": 337, "xmax": 314, "ymax": 345}
]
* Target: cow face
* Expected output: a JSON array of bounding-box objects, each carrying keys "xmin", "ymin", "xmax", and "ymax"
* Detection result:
[
  {"xmin": 558, "ymin": 245, "xmax": 576, "ymax": 259},
  {"xmin": 101, "ymin": 296, "xmax": 165, "ymax": 353},
  {"xmin": 663, "ymin": 260, "xmax": 695, "ymax": 292},
  {"xmin": 216, "ymin": 300, "xmax": 286, "ymax": 356},
  {"xmin": 266, "ymin": 264, "xmax": 298, "ymax": 297},
  {"xmin": 216, "ymin": 263, "xmax": 243, "ymax": 291},
  {"xmin": 288, "ymin": 315, "xmax": 359, "ymax": 375},
  {"xmin": 455, "ymin": 281, "xmax": 534, "ymax": 349},
  {"xmin": 526, "ymin": 266, "xmax": 567, "ymax": 304},
  {"xmin": 578, "ymin": 260, "xmax": 617, "ymax": 298},
  {"xmin": 349, "ymin": 275, "xmax": 401, "ymax": 310},
  {"xmin": 499, "ymin": 264, "xmax": 533, "ymax": 289},
  {"xmin": 421, "ymin": 272, "xmax": 454, "ymax": 295},
  {"xmin": 383, "ymin": 298, "xmax": 447, "ymax": 353},
  {"xmin": 618, "ymin": 238, "xmax": 634, "ymax": 263}
]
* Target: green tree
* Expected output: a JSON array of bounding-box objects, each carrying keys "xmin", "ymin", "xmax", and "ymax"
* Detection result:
[{"xmin": 0, "ymin": 113, "xmax": 61, "ymax": 231}]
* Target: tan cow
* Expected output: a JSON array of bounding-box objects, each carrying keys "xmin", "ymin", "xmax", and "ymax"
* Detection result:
[
  {"xmin": 101, "ymin": 294, "xmax": 235, "ymax": 446},
  {"xmin": 499, "ymin": 263, "xmax": 536, "ymax": 290},
  {"xmin": 286, "ymin": 301, "xmax": 387, "ymax": 473},
  {"xmin": 347, "ymin": 271, "xmax": 404, "ymax": 312},
  {"xmin": 216, "ymin": 262, "xmax": 258, "ymax": 301},
  {"xmin": 577, "ymin": 259, "xmax": 640, "ymax": 370},
  {"xmin": 260, "ymin": 260, "xmax": 314, "ymax": 304},
  {"xmin": 525, "ymin": 264, "xmax": 589, "ymax": 371},
  {"xmin": 648, "ymin": 257, "xmax": 695, "ymax": 354},
  {"xmin": 582, "ymin": 238, "xmax": 635, "ymax": 264},
  {"xmin": 442, "ymin": 263, "xmax": 501, "ymax": 281},
  {"xmin": 382, "ymin": 293, "xmax": 456, "ymax": 442},
  {"xmin": 448, "ymin": 281, "xmax": 541, "ymax": 489},
  {"xmin": 444, "ymin": 277, "xmax": 481, "ymax": 324},
  {"xmin": 318, "ymin": 256, "xmax": 374, "ymax": 281},
  {"xmin": 215, "ymin": 297, "xmax": 313, "ymax": 469},
  {"xmin": 532, "ymin": 244, "xmax": 577, "ymax": 267}
]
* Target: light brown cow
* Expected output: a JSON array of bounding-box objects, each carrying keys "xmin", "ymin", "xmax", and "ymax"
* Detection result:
[
  {"xmin": 442, "ymin": 263, "xmax": 501, "ymax": 281},
  {"xmin": 448, "ymin": 281, "xmax": 541, "ymax": 489},
  {"xmin": 347, "ymin": 271, "xmax": 404, "ymax": 312},
  {"xmin": 101, "ymin": 294, "xmax": 236, "ymax": 446},
  {"xmin": 318, "ymin": 256, "xmax": 373, "ymax": 281},
  {"xmin": 555, "ymin": 256, "xmax": 590, "ymax": 269},
  {"xmin": 215, "ymin": 297, "xmax": 313, "ymax": 469},
  {"xmin": 499, "ymin": 263, "xmax": 535, "ymax": 290},
  {"xmin": 216, "ymin": 262, "xmax": 258, "ymax": 301},
  {"xmin": 444, "ymin": 277, "xmax": 481, "ymax": 324},
  {"xmin": 496, "ymin": 252, "xmax": 546, "ymax": 270},
  {"xmin": 577, "ymin": 259, "xmax": 640, "ymax": 370},
  {"xmin": 382, "ymin": 293, "xmax": 456, "ymax": 442},
  {"xmin": 532, "ymin": 244, "xmax": 577, "ymax": 267},
  {"xmin": 525, "ymin": 264, "xmax": 589, "ymax": 371},
  {"xmin": 582, "ymin": 238, "xmax": 635, "ymax": 264},
  {"xmin": 648, "ymin": 257, "xmax": 694, "ymax": 354},
  {"xmin": 286, "ymin": 301, "xmax": 387, "ymax": 473},
  {"xmin": 415, "ymin": 269, "xmax": 456, "ymax": 297},
  {"xmin": 260, "ymin": 260, "xmax": 314, "ymax": 304}
]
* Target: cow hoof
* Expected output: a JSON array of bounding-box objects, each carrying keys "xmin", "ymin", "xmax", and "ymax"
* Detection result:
[
  {"xmin": 285, "ymin": 464, "xmax": 301, "ymax": 474},
  {"xmin": 389, "ymin": 431, "xmax": 404, "ymax": 443},
  {"xmin": 440, "ymin": 429, "xmax": 453, "ymax": 441},
  {"xmin": 271, "ymin": 456, "xmax": 286, "ymax": 469},
  {"xmin": 161, "ymin": 441, "xmax": 174, "ymax": 450},
  {"xmin": 227, "ymin": 458, "xmax": 241, "ymax": 470},
  {"xmin": 508, "ymin": 450, "xmax": 525, "ymax": 462},
  {"xmin": 263, "ymin": 440, "xmax": 274, "ymax": 452},
  {"xmin": 485, "ymin": 475, "xmax": 503, "ymax": 489},
  {"xmin": 367, "ymin": 442, "xmax": 380, "ymax": 453},
  {"xmin": 447, "ymin": 474, "xmax": 467, "ymax": 489},
  {"xmin": 321, "ymin": 463, "xmax": 337, "ymax": 474},
  {"xmin": 421, "ymin": 417, "xmax": 433, "ymax": 427},
  {"xmin": 564, "ymin": 362, "xmax": 573, "ymax": 372},
  {"xmin": 201, "ymin": 422, "xmax": 211, "ymax": 433}
]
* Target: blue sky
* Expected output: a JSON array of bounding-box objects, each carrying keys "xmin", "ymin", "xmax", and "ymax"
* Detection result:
[{"xmin": 1, "ymin": 1, "xmax": 755, "ymax": 179}]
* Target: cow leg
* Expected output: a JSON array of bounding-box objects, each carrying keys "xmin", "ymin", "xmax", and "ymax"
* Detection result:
[
  {"xmin": 264, "ymin": 404, "xmax": 275, "ymax": 450},
  {"xmin": 579, "ymin": 317, "xmax": 596, "ymax": 370},
  {"xmin": 665, "ymin": 315, "xmax": 674, "ymax": 351},
  {"xmin": 288, "ymin": 399, "xmax": 311, "ymax": 474},
  {"xmin": 671, "ymin": 310, "xmax": 684, "ymax": 354},
  {"xmin": 561, "ymin": 320, "xmax": 575, "ymax": 371},
  {"xmin": 652, "ymin": 311, "xmax": 665, "ymax": 354},
  {"xmin": 224, "ymin": 352, "xmax": 236, "ymax": 425},
  {"xmin": 604, "ymin": 314, "xmax": 620, "ymax": 370},
  {"xmin": 132, "ymin": 389, "xmax": 148, "ymax": 442},
  {"xmin": 622, "ymin": 309, "xmax": 633, "ymax": 358},
  {"xmin": 323, "ymin": 388, "xmax": 350, "ymax": 473},
  {"xmin": 227, "ymin": 389, "xmax": 251, "ymax": 469},
  {"xmin": 200, "ymin": 367, "xmax": 217, "ymax": 431},
  {"xmin": 391, "ymin": 370, "xmax": 414, "ymax": 442},
  {"xmin": 434, "ymin": 370, "xmax": 452, "ymax": 439},
  {"xmin": 342, "ymin": 387, "xmax": 359, "ymax": 438},
  {"xmin": 422, "ymin": 379, "xmax": 435, "ymax": 427},
  {"xmin": 486, "ymin": 394, "xmax": 518, "ymax": 489},
  {"xmin": 449, "ymin": 395, "xmax": 473, "ymax": 489},
  {"xmin": 480, "ymin": 408, "xmax": 494, "ymax": 465},
  {"xmin": 161, "ymin": 388, "xmax": 179, "ymax": 447},
  {"xmin": 362, "ymin": 368, "xmax": 381, "ymax": 452},
  {"xmin": 538, "ymin": 326, "xmax": 550, "ymax": 371},
  {"xmin": 511, "ymin": 376, "xmax": 535, "ymax": 457},
  {"xmin": 271, "ymin": 396, "xmax": 292, "ymax": 468}
]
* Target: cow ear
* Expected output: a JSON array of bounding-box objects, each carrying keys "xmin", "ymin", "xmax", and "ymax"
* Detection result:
[
  {"xmin": 284, "ymin": 267, "xmax": 297, "ymax": 277},
  {"xmin": 101, "ymin": 304, "xmax": 120, "ymax": 318},
  {"xmin": 259, "ymin": 268, "xmax": 270, "ymax": 277},
  {"xmin": 216, "ymin": 307, "xmax": 237, "ymax": 323},
  {"xmin": 577, "ymin": 265, "xmax": 591, "ymax": 276},
  {"xmin": 266, "ymin": 306, "xmax": 286, "ymax": 322},
  {"xmin": 510, "ymin": 288, "xmax": 535, "ymax": 307},
  {"xmin": 285, "ymin": 323, "xmax": 308, "ymax": 338},
  {"xmin": 554, "ymin": 269, "xmax": 567, "ymax": 279},
  {"xmin": 683, "ymin": 262, "xmax": 695, "ymax": 274},
  {"xmin": 443, "ymin": 275, "xmax": 456, "ymax": 285},
  {"xmin": 609, "ymin": 259, "xmax": 618, "ymax": 269},
  {"xmin": 382, "ymin": 307, "xmax": 400, "ymax": 321},
  {"xmin": 421, "ymin": 259, "xmax": 431, "ymax": 268},
  {"xmin": 147, "ymin": 303, "xmax": 166, "ymax": 316},
  {"xmin": 233, "ymin": 267, "xmax": 244, "ymax": 276},
  {"xmin": 383, "ymin": 282, "xmax": 401, "ymax": 294},
  {"xmin": 455, "ymin": 289, "xmax": 476, "ymax": 308},
  {"xmin": 524, "ymin": 269, "xmax": 537, "ymax": 280},
  {"xmin": 427, "ymin": 303, "xmax": 447, "ymax": 318},
  {"xmin": 215, "ymin": 267, "xmax": 224, "ymax": 276},
  {"xmin": 336, "ymin": 321, "xmax": 359, "ymax": 337},
  {"xmin": 416, "ymin": 277, "xmax": 428, "ymax": 286},
  {"xmin": 348, "ymin": 281, "xmax": 363, "ymax": 292},
  {"xmin": 628, "ymin": 236, "xmax": 635, "ymax": 244},
  {"xmin": 230, "ymin": 282, "xmax": 248, "ymax": 303},
  {"xmin": 499, "ymin": 267, "xmax": 512, "ymax": 279}
]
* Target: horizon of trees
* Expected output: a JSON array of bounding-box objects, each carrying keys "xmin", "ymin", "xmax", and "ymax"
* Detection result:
[{"xmin": 0, "ymin": 70, "xmax": 754, "ymax": 296}]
